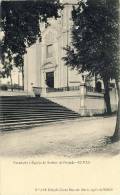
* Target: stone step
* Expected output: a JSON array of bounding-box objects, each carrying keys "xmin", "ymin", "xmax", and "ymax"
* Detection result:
[
  {"xmin": 0, "ymin": 100, "xmax": 54, "ymax": 104},
  {"xmin": 0, "ymin": 103, "xmax": 70, "ymax": 106},
  {"xmin": 0, "ymin": 97, "xmax": 48, "ymax": 101},
  {"xmin": 0, "ymin": 112, "xmax": 79, "ymax": 120},
  {"xmin": 0, "ymin": 115, "xmax": 78, "ymax": 127},
  {"xmin": 0, "ymin": 96, "xmax": 80, "ymax": 130},
  {"xmin": 0, "ymin": 109, "xmax": 79, "ymax": 114},
  {"xmin": 1, "ymin": 117, "xmax": 78, "ymax": 131},
  {"xmin": 0, "ymin": 108, "xmax": 75, "ymax": 114},
  {"xmin": 0, "ymin": 106, "xmax": 75, "ymax": 111}
]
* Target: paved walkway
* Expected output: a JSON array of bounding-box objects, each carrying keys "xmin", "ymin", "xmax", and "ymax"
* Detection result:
[{"xmin": 0, "ymin": 116, "xmax": 119, "ymax": 157}]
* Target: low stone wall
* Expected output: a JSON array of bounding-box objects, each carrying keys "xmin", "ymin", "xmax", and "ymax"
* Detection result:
[
  {"xmin": 0, "ymin": 90, "xmax": 32, "ymax": 96},
  {"xmin": 44, "ymin": 90, "xmax": 80, "ymax": 113},
  {"xmin": 44, "ymin": 84, "xmax": 118, "ymax": 115},
  {"xmin": 84, "ymin": 93, "xmax": 105, "ymax": 115},
  {"xmin": 45, "ymin": 89, "xmax": 106, "ymax": 115},
  {"xmin": 47, "ymin": 96, "xmax": 81, "ymax": 113}
]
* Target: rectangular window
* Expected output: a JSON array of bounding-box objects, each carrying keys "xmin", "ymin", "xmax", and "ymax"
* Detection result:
[{"xmin": 46, "ymin": 44, "xmax": 53, "ymax": 58}]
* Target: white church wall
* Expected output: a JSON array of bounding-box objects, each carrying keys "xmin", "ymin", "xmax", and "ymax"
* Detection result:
[
  {"xmin": 24, "ymin": 44, "xmax": 39, "ymax": 93},
  {"xmin": 24, "ymin": 1, "xmax": 81, "ymax": 93}
]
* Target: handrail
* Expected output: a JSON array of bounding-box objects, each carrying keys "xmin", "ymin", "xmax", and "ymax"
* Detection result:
[
  {"xmin": 46, "ymin": 85, "xmax": 104, "ymax": 93},
  {"xmin": 0, "ymin": 84, "xmax": 24, "ymax": 91},
  {"xmin": 46, "ymin": 86, "xmax": 80, "ymax": 93},
  {"xmin": 86, "ymin": 85, "xmax": 105, "ymax": 93}
]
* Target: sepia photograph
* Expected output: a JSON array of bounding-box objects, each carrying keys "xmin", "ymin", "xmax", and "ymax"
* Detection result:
[{"xmin": 0, "ymin": 0, "xmax": 120, "ymax": 194}]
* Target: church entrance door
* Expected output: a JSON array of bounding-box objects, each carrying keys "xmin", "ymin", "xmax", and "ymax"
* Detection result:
[{"xmin": 46, "ymin": 71, "xmax": 54, "ymax": 88}]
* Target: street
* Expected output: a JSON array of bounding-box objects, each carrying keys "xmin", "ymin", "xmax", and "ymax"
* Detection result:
[{"xmin": 0, "ymin": 116, "xmax": 119, "ymax": 157}]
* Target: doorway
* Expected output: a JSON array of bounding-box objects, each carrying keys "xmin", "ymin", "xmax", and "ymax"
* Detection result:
[
  {"xmin": 95, "ymin": 81, "xmax": 102, "ymax": 92},
  {"xmin": 46, "ymin": 71, "xmax": 54, "ymax": 88}
]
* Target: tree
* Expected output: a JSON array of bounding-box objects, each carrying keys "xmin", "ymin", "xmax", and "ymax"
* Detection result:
[
  {"xmin": 1, "ymin": 50, "xmax": 14, "ymax": 90},
  {"xmin": 1, "ymin": 0, "xmax": 62, "ymax": 88},
  {"xmin": 64, "ymin": 0, "xmax": 120, "ymax": 140}
]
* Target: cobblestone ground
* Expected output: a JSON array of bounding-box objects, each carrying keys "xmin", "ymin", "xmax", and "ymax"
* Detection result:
[{"xmin": 0, "ymin": 116, "xmax": 119, "ymax": 158}]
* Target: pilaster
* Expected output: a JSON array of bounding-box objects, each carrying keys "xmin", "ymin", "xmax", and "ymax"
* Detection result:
[{"xmin": 80, "ymin": 82, "xmax": 86, "ymax": 116}]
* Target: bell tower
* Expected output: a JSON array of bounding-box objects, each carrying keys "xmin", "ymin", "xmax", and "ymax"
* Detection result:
[
  {"xmin": 61, "ymin": 0, "xmax": 79, "ymax": 88},
  {"xmin": 62, "ymin": 0, "xmax": 78, "ymax": 33}
]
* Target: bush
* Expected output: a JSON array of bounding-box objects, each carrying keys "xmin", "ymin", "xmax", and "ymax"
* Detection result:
[{"xmin": 0, "ymin": 84, "xmax": 8, "ymax": 91}]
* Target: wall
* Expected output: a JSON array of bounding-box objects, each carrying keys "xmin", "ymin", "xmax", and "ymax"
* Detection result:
[
  {"xmin": 85, "ymin": 94, "xmax": 105, "ymax": 115},
  {"xmin": 44, "ymin": 89, "xmax": 106, "ymax": 115},
  {"xmin": 0, "ymin": 90, "xmax": 32, "ymax": 96},
  {"xmin": 44, "ymin": 90, "xmax": 81, "ymax": 113}
]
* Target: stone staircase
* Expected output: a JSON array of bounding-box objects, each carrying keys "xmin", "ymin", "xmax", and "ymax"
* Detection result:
[{"xmin": 0, "ymin": 96, "xmax": 80, "ymax": 131}]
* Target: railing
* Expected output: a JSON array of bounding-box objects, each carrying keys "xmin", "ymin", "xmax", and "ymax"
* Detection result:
[
  {"xmin": 0, "ymin": 84, "xmax": 24, "ymax": 91},
  {"xmin": 46, "ymin": 85, "xmax": 104, "ymax": 94},
  {"xmin": 46, "ymin": 86, "xmax": 80, "ymax": 93},
  {"xmin": 86, "ymin": 86, "xmax": 105, "ymax": 93}
]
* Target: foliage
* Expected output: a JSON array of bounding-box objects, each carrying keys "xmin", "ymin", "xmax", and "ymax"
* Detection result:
[
  {"xmin": 0, "ymin": 0, "xmax": 62, "ymax": 77},
  {"xmin": 0, "ymin": 84, "xmax": 8, "ymax": 91},
  {"xmin": 64, "ymin": 0, "xmax": 120, "ymax": 139},
  {"xmin": 64, "ymin": 0, "xmax": 119, "ymax": 81}
]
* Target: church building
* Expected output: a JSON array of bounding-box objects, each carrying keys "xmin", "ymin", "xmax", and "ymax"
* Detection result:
[
  {"xmin": 24, "ymin": 0, "xmax": 117, "ymax": 115},
  {"xmin": 24, "ymin": 0, "xmax": 94, "ymax": 93}
]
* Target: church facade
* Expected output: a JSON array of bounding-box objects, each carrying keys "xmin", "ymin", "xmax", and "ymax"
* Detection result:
[
  {"xmin": 24, "ymin": 0, "xmax": 95, "ymax": 93},
  {"xmin": 24, "ymin": 0, "xmax": 117, "ymax": 115}
]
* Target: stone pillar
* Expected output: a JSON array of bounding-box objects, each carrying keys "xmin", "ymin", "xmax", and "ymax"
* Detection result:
[
  {"xmin": 41, "ymin": 71, "xmax": 47, "ymax": 97},
  {"xmin": 42, "ymin": 83, "xmax": 48, "ymax": 97},
  {"xmin": 80, "ymin": 82, "xmax": 86, "ymax": 116}
]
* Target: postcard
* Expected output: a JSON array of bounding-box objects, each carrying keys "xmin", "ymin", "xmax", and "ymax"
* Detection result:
[{"xmin": 0, "ymin": 0, "xmax": 120, "ymax": 195}]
